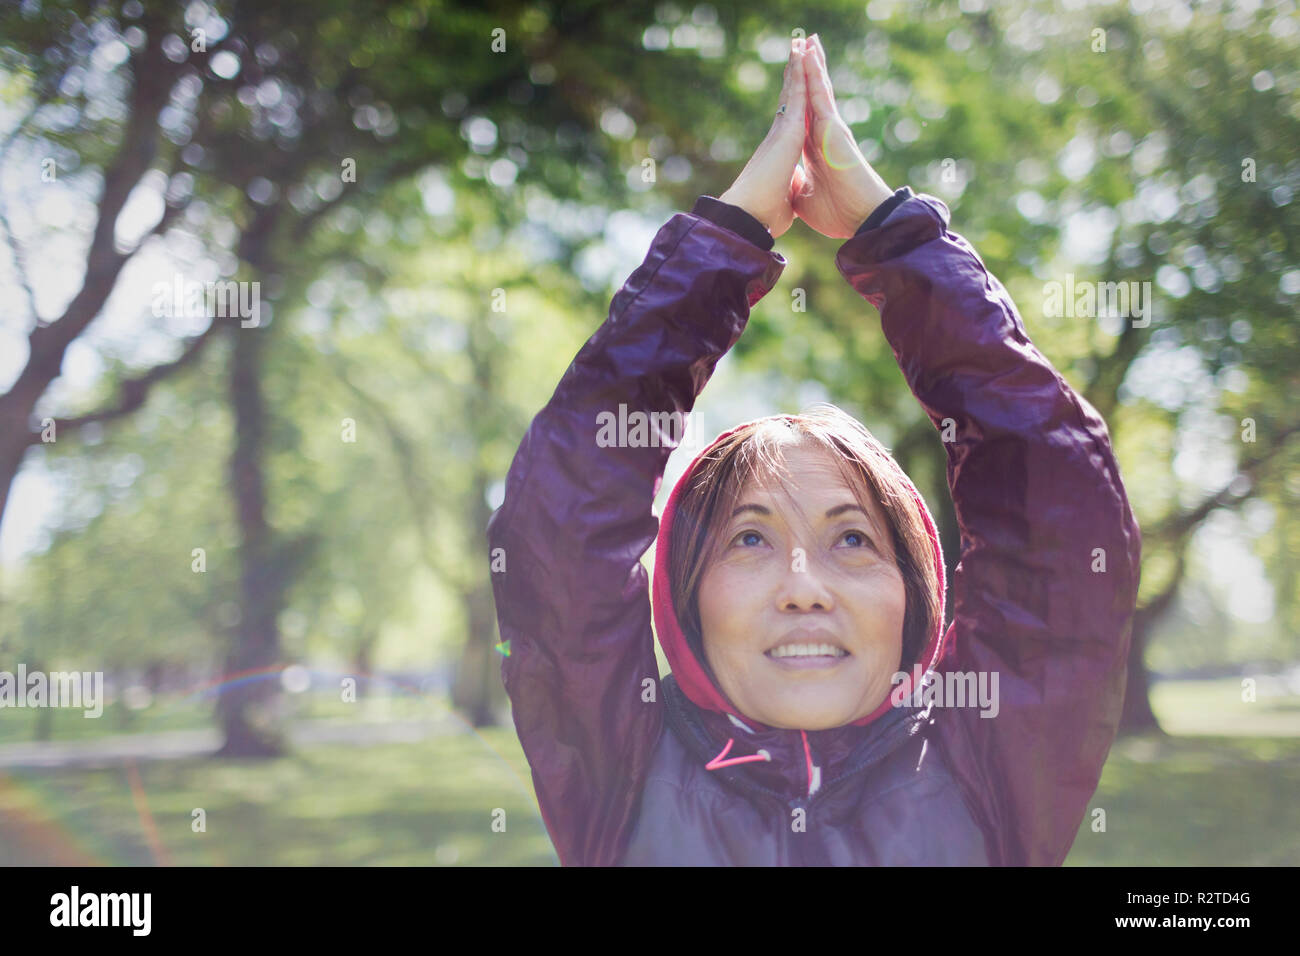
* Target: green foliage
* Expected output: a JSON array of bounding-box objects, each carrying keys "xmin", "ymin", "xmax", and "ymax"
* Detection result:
[{"xmin": 0, "ymin": 0, "xmax": 1296, "ymax": 730}]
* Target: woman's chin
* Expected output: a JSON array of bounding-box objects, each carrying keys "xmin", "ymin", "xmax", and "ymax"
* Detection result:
[
  {"xmin": 756, "ymin": 695, "xmax": 869, "ymax": 731},
  {"xmin": 750, "ymin": 681, "xmax": 891, "ymax": 730},
  {"xmin": 763, "ymin": 710, "xmax": 853, "ymax": 731}
]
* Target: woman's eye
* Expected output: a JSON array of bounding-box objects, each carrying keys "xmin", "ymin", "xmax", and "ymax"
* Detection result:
[
  {"xmin": 731, "ymin": 530, "xmax": 872, "ymax": 549},
  {"xmin": 841, "ymin": 530, "xmax": 872, "ymax": 549}
]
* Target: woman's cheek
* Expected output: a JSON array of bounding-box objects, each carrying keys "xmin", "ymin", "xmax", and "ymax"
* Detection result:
[
  {"xmin": 699, "ymin": 563, "xmax": 761, "ymax": 650},
  {"xmin": 709, "ymin": 551, "xmax": 772, "ymax": 602}
]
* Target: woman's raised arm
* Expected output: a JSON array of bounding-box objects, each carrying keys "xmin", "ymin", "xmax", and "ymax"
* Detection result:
[
  {"xmin": 799, "ymin": 34, "xmax": 1141, "ymax": 865},
  {"xmin": 836, "ymin": 193, "xmax": 1141, "ymax": 865},
  {"xmin": 485, "ymin": 43, "xmax": 806, "ymax": 866}
]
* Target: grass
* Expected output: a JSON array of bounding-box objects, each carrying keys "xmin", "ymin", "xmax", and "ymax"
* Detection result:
[
  {"xmin": 1063, "ymin": 677, "xmax": 1300, "ymax": 865},
  {"xmin": 0, "ymin": 698, "xmax": 214, "ymax": 744},
  {"xmin": 0, "ymin": 685, "xmax": 458, "ymax": 744},
  {"xmin": 1, "ymin": 676, "xmax": 1297, "ymax": 865},
  {"xmin": 1065, "ymin": 732, "xmax": 1300, "ymax": 865},
  {"xmin": 1148, "ymin": 677, "xmax": 1300, "ymax": 737},
  {"xmin": 0, "ymin": 727, "xmax": 557, "ymax": 866}
]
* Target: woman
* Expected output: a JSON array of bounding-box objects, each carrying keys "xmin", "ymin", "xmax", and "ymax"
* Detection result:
[{"xmin": 486, "ymin": 35, "xmax": 1141, "ymax": 865}]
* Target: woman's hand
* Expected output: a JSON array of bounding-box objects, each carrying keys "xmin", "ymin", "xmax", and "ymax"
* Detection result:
[
  {"xmin": 789, "ymin": 34, "xmax": 895, "ymax": 239},
  {"xmin": 717, "ymin": 37, "xmax": 809, "ymax": 239}
]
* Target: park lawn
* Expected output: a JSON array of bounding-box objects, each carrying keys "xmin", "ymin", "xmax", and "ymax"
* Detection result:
[
  {"xmin": 2, "ymin": 677, "xmax": 1298, "ymax": 866},
  {"xmin": 1064, "ymin": 732, "xmax": 1300, "ymax": 865},
  {"xmin": 1148, "ymin": 677, "xmax": 1300, "ymax": 737},
  {"xmin": 0, "ymin": 687, "xmax": 448, "ymax": 745},
  {"xmin": 1062, "ymin": 676, "xmax": 1300, "ymax": 864},
  {"xmin": 0, "ymin": 727, "xmax": 558, "ymax": 866},
  {"xmin": 5, "ymin": 726, "xmax": 1296, "ymax": 866},
  {"xmin": 0, "ymin": 699, "xmax": 214, "ymax": 744}
]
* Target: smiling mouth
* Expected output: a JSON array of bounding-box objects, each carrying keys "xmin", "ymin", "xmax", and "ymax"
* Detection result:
[{"xmin": 765, "ymin": 644, "xmax": 850, "ymax": 660}]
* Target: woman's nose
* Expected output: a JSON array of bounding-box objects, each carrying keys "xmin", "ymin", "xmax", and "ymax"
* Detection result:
[{"xmin": 776, "ymin": 547, "xmax": 836, "ymax": 611}]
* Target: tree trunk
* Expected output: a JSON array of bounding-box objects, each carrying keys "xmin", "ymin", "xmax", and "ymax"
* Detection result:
[
  {"xmin": 216, "ymin": 318, "xmax": 287, "ymax": 758},
  {"xmin": 32, "ymin": 657, "xmax": 54, "ymax": 742},
  {"xmin": 451, "ymin": 473, "xmax": 503, "ymax": 726},
  {"xmin": 0, "ymin": 31, "xmax": 175, "ymax": 535},
  {"xmin": 450, "ymin": 311, "xmax": 509, "ymax": 727},
  {"xmin": 0, "ymin": 412, "xmax": 30, "ymax": 535},
  {"xmin": 0, "ymin": 372, "xmax": 62, "ymax": 534},
  {"xmin": 353, "ymin": 629, "xmax": 377, "ymax": 678},
  {"xmin": 1118, "ymin": 606, "xmax": 1165, "ymax": 736},
  {"xmin": 451, "ymin": 580, "xmax": 503, "ymax": 727},
  {"xmin": 34, "ymin": 702, "xmax": 55, "ymax": 741}
]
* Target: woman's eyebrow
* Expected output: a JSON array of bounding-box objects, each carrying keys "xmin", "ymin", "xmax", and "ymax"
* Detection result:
[
  {"xmin": 730, "ymin": 502, "xmax": 871, "ymax": 521},
  {"xmin": 825, "ymin": 503, "xmax": 868, "ymax": 519}
]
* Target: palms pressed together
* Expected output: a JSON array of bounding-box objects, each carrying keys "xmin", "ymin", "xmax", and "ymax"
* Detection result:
[{"xmin": 720, "ymin": 34, "xmax": 895, "ymax": 240}]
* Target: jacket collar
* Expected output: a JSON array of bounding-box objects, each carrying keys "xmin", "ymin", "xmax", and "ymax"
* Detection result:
[{"xmin": 662, "ymin": 673, "xmax": 929, "ymax": 803}]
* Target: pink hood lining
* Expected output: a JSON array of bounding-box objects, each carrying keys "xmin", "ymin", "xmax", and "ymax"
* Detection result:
[{"xmin": 650, "ymin": 414, "xmax": 948, "ymax": 735}]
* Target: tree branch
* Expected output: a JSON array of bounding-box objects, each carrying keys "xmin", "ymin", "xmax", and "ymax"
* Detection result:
[
  {"xmin": 0, "ymin": 201, "xmax": 40, "ymax": 328},
  {"xmin": 1146, "ymin": 420, "xmax": 1300, "ymax": 542},
  {"xmin": 10, "ymin": 20, "xmax": 177, "ymax": 414},
  {"xmin": 1134, "ymin": 548, "xmax": 1189, "ymax": 634},
  {"xmin": 290, "ymin": 154, "xmax": 432, "ymax": 242},
  {"xmin": 320, "ymin": 351, "xmax": 451, "ymax": 582},
  {"xmin": 25, "ymin": 314, "xmax": 230, "ymax": 445},
  {"xmin": 1083, "ymin": 310, "xmax": 1145, "ymax": 423},
  {"xmin": 0, "ymin": 90, "xmax": 63, "ymax": 326}
]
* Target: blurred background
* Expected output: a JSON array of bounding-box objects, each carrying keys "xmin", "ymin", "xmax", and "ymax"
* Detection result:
[{"xmin": 0, "ymin": 0, "xmax": 1297, "ymax": 866}]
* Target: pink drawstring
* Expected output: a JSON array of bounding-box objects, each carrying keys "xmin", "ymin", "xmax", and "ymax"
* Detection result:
[
  {"xmin": 703, "ymin": 733, "xmax": 817, "ymax": 796},
  {"xmin": 705, "ymin": 738, "xmax": 771, "ymax": 770}
]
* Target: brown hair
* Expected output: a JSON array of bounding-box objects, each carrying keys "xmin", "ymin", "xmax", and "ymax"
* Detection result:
[{"xmin": 668, "ymin": 404, "xmax": 941, "ymax": 671}]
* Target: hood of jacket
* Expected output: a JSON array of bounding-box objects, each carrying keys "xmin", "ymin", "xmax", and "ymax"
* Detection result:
[{"xmin": 649, "ymin": 414, "xmax": 950, "ymax": 797}]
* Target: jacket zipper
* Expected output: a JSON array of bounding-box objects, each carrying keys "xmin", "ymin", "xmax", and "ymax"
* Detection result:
[
  {"xmin": 663, "ymin": 674, "xmax": 925, "ymax": 814},
  {"xmin": 811, "ymin": 715, "xmax": 928, "ymax": 804}
]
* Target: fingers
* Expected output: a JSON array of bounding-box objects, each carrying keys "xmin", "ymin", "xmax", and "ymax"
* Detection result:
[
  {"xmin": 785, "ymin": 37, "xmax": 807, "ymax": 127},
  {"xmin": 803, "ymin": 33, "xmax": 837, "ymax": 120},
  {"xmin": 778, "ymin": 37, "xmax": 807, "ymax": 124},
  {"xmin": 764, "ymin": 37, "xmax": 806, "ymax": 154},
  {"xmin": 733, "ymin": 36, "xmax": 809, "ymax": 233},
  {"xmin": 811, "ymin": 34, "xmax": 833, "ymax": 100}
]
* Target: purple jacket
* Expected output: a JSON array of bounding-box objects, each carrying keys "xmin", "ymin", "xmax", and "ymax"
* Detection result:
[{"xmin": 486, "ymin": 190, "xmax": 1142, "ymax": 866}]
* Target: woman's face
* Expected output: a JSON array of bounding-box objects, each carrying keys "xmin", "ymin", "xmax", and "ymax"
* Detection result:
[{"xmin": 696, "ymin": 442, "xmax": 907, "ymax": 730}]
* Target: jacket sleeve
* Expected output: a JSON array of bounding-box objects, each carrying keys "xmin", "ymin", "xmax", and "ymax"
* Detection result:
[
  {"xmin": 486, "ymin": 206, "xmax": 786, "ymax": 866},
  {"xmin": 835, "ymin": 192, "xmax": 1142, "ymax": 866}
]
